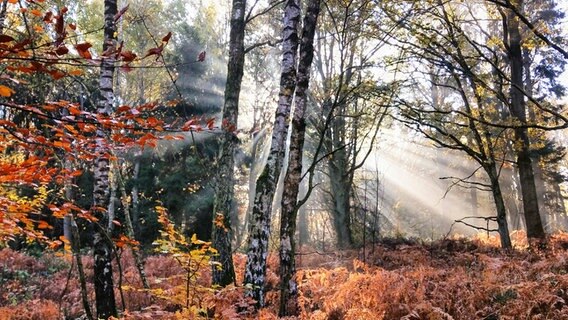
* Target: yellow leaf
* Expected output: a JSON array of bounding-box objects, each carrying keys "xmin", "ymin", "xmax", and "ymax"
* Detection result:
[{"xmin": 0, "ymin": 85, "xmax": 15, "ymax": 97}]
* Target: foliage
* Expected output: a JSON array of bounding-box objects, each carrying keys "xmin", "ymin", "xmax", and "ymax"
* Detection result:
[
  {"xmin": 3, "ymin": 234, "xmax": 568, "ymax": 318},
  {"xmin": 150, "ymin": 205, "xmax": 217, "ymax": 318}
]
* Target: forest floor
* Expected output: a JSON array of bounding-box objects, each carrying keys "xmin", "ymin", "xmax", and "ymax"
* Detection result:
[{"xmin": 1, "ymin": 232, "xmax": 568, "ymax": 319}]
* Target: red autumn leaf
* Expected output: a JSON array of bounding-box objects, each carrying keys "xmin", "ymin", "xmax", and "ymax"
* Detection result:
[
  {"xmin": 162, "ymin": 31, "xmax": 172, "ymax": 43},
  {"xmin": 120, "ymin": 50, "xmax": 137, "ymax": 62},
  {"xmin": 0, "ymin": 34, "xmax": 14, "ymax": 43},
  {"xmin": 114, "ymin": 4, "xmax": 129, "ymax": 22},
  {"xmin": 198, "ymin": 51, "xmax": 206, "ymax": 62},
  {"xmin": 49, "ymin": 70, "xmax": 66, "ymax": 80},
  {"xmin": 55, "ymin": 45, "xmax": 68, "ymax": 56},
  {"xmin": 182, "ymin": 119, "xmax": 196, "ymax": 131},
  {"xmin": 75, "ymin": 42, "xmax": 92, "ymax": 52},
  {"xmin": 206, "ymin": 118, "xmax": 215, "ymax": 130},
  {"xmin": 147, "ymin": 117, "xmax": 160, "ymax": 127},
  {"xmin": 70, "ymin": 170, "xmax": 83, "ymax": 177},
  {"xmin": 116, "ymin": 105, "xmax": 130, "ymax": 113},
  {"xmin": 68, "ymin": 106, "xmax": 81, "ymax": 116},
  {"xmin": 143, "ymin": 45, "xmax": 163, "ymax": 59},
  {"xmin": 77, "ymin": 47, "xmax": 92, "ymax": 59},
  {"xmin": 43, "ymin": 11, "xmax": 53, "ymax": 22},
  {"xmin": 68, "ymin": 23, "xmax": 76, "ymax": 30}
]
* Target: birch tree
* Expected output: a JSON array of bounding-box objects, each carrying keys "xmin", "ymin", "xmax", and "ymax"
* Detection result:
[
  {"xmin": 244, "ymin": 0, "xmax": 300, "ymax": 307},
  {"xmin": 92, "ymin": 0, "xmax": 118, "ymax": 318},
  {"xmin": 278, "ymin": 0, "xmax": 321, "ymax": 315}
]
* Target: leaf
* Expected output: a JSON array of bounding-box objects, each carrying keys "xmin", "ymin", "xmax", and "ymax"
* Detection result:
[
  {"xmin": 37, "ymin": 220, "xmax": 52, "ymax": 229},
  {"xmin": 120, "ymin": 50, "xmax": 137, "ymax": 62},
  {"xmin": 30, "ymin": 9, "xmax": 42, "ymax": 17},
  {"xmin": 0, "ymin": 34, "xmax": 14, "ymax": 43},
  {"xmin": 68, "ymin": 69, "xmax": 82, "ymax": 76},
  {"xmin": 198, "ymin": 51, "xmax": 206, "ymax": 62},
  {"xmin": 162, "ymin": 31, "xmax": 172, "ymax": 43},
  {"xmin": 55, "ymin": 45, "xmax": 69, "ymax": 56},
  {"xmin": 206, "ymin": 118, "xmax": 215, "ymax": 130},
  {"xmin": 49, "ymin": 70, "xmax": 65, "ymax": 80},
  {"xmin": 143, "ymin": 45, "xmax": 163, "ymax": 59},
  {"xmin": 0, "ymin": 85, "xmax": 15, "ymax": 97},
  {"xmin": 75, "ymin": 42, "xmax": 92, "ymax": 52},
  {"xmin": 43, "ymin": 11, "xmax": 53, "ymax": 22}
]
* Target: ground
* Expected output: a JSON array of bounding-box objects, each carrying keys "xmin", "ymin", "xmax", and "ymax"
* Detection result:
[{"xmin": 1, "ymin": 232, "xmax": 568, "ymax": 319}]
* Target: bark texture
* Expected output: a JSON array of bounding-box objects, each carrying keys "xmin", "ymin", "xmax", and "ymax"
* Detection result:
[
  {"xmin": 278, "ymin": 0, "xmax": 320, "ymax": 316},
  {"xmin": 506, "ymin": 1, "xmax": 545, "ymax": 239},
  {"xmin": 211, "ymin": 0, "xmax": 246, "ymax": 287},
  {"xmin": 244, "ymin": 0, "xmax": 301, "ymax": 307},
  {"xmin": 93, "ymin": 0, "xmax": 118, "ymax": 318}
]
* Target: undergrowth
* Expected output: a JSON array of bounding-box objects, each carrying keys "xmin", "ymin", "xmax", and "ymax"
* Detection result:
[{"xmin": 1, "ymin": 231, "xmax": 568, "ymax": 319}]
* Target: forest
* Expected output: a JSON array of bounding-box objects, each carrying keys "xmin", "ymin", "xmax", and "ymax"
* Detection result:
[{"xmin": 0, "ymin": 0, "xmax": 567, "ymax": 319}]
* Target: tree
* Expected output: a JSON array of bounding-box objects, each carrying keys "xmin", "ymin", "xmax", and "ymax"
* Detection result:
[
  {"xmin": 244, "ymin": 0, "xmax": 300, "ymax": 307},
  {"xmin": 312, "ymin": 0, "xmax": 387, "ymax": 248},
  {"xmin": 381, "ymin": 0, "xmax": 516, "ymax": 247},
  {"xmin": 211, "ymin": 0, "xmax": 246, "ymax": 287},
  {"xmin": 278, "ymin": 0, "xmax": 321, "ymax": 315},
  {"xmin": 503, "ymin": 0, "xmax": 545, "ymax": 240},
  {"xmin": 92, "ymin": 0, "xmax": 119, "ymax": 317}
]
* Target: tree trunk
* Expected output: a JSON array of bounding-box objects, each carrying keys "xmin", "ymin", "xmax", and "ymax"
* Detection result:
[
  {"xmin": 329, "ymin": 171, "xmax": 353, "ymax": 249},
  {"xmin": 244, "ymin": 0, "xmax": 301, "ymax": 307},
  {"xmin": 487, "ymin": 164, "xmax": 512, "ymax": 249},
  {"xmin": 131, "ymin": 157, "xmax": 141, "ymax": 237},
  {"xmin": 92, "ymin": 0, "xmax": 118, "ymax": 318},
  {"xmin": 0, "ymin": 0, "xmax": 8, "ymax": 34},
  {"xmin": 116, "ymin": 164, "xmax": 149, "ymax": 289},
  {"xmin": 278, "ymin": 0, "xmax": 320, "ymax": 316},
  {"xmin": 211, "ymin": 0, "xmax": 246, "ymax": 287},
  {"xmin": 506, "ymin": 1, "xmax": 545, "ymax": 240}
]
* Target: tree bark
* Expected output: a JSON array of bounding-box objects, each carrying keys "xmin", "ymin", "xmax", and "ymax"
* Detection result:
[
  {"xmin": 506, "ymin": 1, "xmax": 545, "ymax": 240},
  {"xmin": 244, "ymin": 0, "xmax": 301, "ymax": 307},
  {"xmin": 211, "ymin": 0, "xmax": 246, "ymax": 287},
  {"xmin": 116, "ymin": 164, "xmax": 149, "ymax": 289},
  {"xmin": 278, "ymin": 0, "xmax": 320, "ymax": 316},
  {"xmin": 92, "ymin": 0, "xmax": 118, "ymax": 318},
  {"xmin": 487, "ymin": 164, "xmax": 512, "ymax": 249}
]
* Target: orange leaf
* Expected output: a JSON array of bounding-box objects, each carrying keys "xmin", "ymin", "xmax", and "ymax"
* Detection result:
[
  {"xmin": 69, "ymin": 69, "xmax": 82, "ymax": 76},
  {"xmin": 0, "ymin": 85, "xmax": 15, "ymax": 97},
  {"xmin": 38, "ymin": 220, "xmax": 52, "ymax": 229},
  {"xmin": 68, "ymin": 105, "xmax": 81, "ymax": 115},
  {"xmin": 50, "ymin": 70, "xmax": 65, "ymax": 80},
  {"xmin": 30, "ymin": 9, "xmax": 42, "ymax": 17},
  {"xmin": 76, "ymin": 42, "xmax": 91, "ymax": 51}
]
